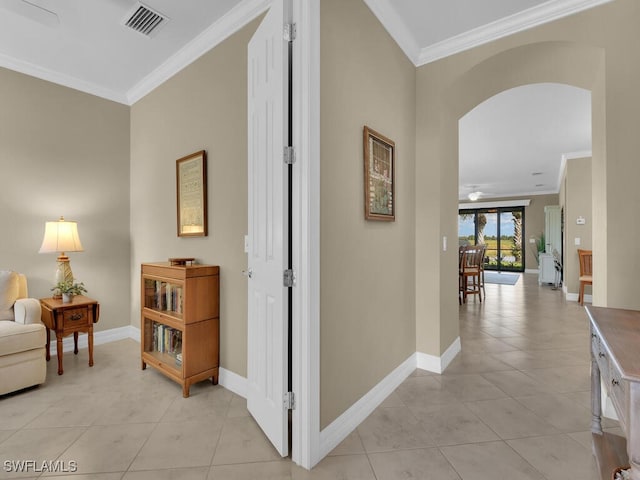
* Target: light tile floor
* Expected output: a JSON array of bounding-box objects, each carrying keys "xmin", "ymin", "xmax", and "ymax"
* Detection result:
[{"xmin": 0, "ymin": 273, "xmax": 619, "ymax": 479}]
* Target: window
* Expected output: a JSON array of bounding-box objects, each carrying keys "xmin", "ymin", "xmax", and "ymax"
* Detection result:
[{"xmin": 458, "ymin": 207, "xmax": 525, "ymax": 272}]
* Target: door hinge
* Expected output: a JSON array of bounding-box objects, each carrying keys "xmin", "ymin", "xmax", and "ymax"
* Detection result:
[
  {"xmin": 284, "ymin": 146, "xmax": 295, "ymax": 165},
  {"xmin": 284, "ymin": 23, "xmax": 296, "ymax": 42},
  {"xmin": 283, "ymin": 269, "xmax": 295, "ymax": 288},
  {"xmin": 284, "ymin": 391, "xmax": 295, "ymax": 410}
]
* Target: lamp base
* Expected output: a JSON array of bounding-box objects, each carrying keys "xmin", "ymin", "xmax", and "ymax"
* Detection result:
[
  {"xmin": 52, "ymin": 255, "xmax": 74, "ymax": 299},
  {"xmin": 56, "ymin": 255, "xmax": 74, "ymax": 284}
]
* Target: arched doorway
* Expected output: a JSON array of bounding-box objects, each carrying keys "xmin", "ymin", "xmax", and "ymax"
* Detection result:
[
  {"xmin": 458, "ymin": 82, "xmax": 592, "ymax": 274},
  {"xmin": 414, "ymin": 40, "xmax": 605, "ymax": 364}
]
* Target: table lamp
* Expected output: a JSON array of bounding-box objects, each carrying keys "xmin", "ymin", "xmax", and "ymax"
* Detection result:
[{"xmin": 39, "ymin": 216, "xmax": 84, "ymax": 291}]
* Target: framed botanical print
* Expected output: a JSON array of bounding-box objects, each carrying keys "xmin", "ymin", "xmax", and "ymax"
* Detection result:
[
  {"xmin": 176, "ymin": 150, "xmax": 208, "ymax": 237},
  {"xmin": 363, "ymin": 126, "xmax": 395, "ymax": 221}
]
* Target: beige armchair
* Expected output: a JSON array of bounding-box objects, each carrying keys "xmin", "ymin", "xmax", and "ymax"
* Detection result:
[{"xmin": 0, "ymin": 270, "xmax": 46, "ymax": 395}]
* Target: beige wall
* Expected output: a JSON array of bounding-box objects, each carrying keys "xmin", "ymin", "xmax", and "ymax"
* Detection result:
[
  {"xmin": 0, "ymin": 67, "xmax": 131, "ymax": 332},
  {"xmin": 320, "ymin": 0, "xmax": 416, "ymax": 429},
  {"xmin": 6, "ymin": 0, "xmax": 640, "ymax": 445},
  {"xmin": 130, "ymin": 18, "xmax": 261, "ymax": 377},
  {"xmin": 561, "ymin": 157, "xmax": 592, "ymax": 296},
  {"xmin": 459, "ymin": 194, "xmax": 559, "ymax": 271},
  {"xmin": 416, "ymin": 0, "xmax": 640, "ymax": 355}
]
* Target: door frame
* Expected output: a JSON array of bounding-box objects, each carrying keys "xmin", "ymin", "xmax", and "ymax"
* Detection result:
[{"xmin": 290, "ymin": 0, "xmax": 321, "ymax": 469}]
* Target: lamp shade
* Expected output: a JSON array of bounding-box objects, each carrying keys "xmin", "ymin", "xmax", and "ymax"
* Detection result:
[{"xmin": 39, "ymin": 216, "xmax": 84, "ymax": 254}]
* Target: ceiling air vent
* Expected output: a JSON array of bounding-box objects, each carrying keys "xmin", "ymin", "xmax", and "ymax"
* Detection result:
[{"xmin": 123, "ymin": 3, "xmax": 167, "ymax": 37}]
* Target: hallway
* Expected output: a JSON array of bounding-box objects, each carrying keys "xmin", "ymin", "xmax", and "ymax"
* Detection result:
[
  {"xmin": 0, "ymin": 274, "xmax": 614, "ymax": 479},
  {"xmin": 321, "ymin": 272, "xmax": 610, "ymax": 479}
]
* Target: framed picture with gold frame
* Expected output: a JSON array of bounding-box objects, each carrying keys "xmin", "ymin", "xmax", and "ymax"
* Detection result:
[
  {"xmin": 363, "ymin": 126, "xmax": 395, "ymax": 221},
  {"xmin": 176, "ymin": 150, "xmax": 208, "ymax": 237}
]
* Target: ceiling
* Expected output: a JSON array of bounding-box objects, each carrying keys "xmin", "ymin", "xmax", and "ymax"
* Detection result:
[
  {"xmin": 459, "ymin": 83, "xmax": 591, "ymax": 200},
  {"xmin": 0, "ymin": 0, "xmax": 606, "ymax": 196}
]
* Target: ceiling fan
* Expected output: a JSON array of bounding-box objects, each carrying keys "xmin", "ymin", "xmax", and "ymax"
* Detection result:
[
  {"xmin": 461, "ymin": 184, "xmax": 493, "ymax": 202},
  {"xmin": 467, "ymin": 190, "xmax": 483, "ymax": 201}
]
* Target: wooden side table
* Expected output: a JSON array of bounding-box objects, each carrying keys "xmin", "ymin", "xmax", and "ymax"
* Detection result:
[{"xmin": 40, "ymin": 295, "xmax": 100, "ymax": 375}]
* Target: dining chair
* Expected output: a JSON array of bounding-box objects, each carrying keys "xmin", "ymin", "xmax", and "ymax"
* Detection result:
[
  {"xmin": 577, "ymin": 249, "xmax": 592, "ymax": 305},
  {"xmin": 458, "ymin": 246, "xmax": 465, "ymax": 305},
  {"xmin": 459, "ymin": 245, "xmax": 485, "ymax": 303},
  {"xmin": 479, "ymin": 245, "xmax": 486, "ymax": 296}
]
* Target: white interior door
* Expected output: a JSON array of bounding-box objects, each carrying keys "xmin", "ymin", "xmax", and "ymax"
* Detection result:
[{"xmin": 247, "ymin": 0, "xmax": 289, "ymax": 457}]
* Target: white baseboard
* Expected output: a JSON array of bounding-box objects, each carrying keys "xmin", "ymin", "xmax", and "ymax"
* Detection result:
[
  {"xmin": 218, "ymin": 367, "xmax": 248, "ymax": 398},
  {"xmin": 129, "ymin": 325, "xmax": 141, "ymax": 342},
  {"xmin": 47, "ymin": 325, "xmax": 138, "ymax": 357},
  {"xmin": 318, "ymin": 353, "xmax": 416, "ymax": 460},
  {"xmin": 60, "ymin": 326, "xmax": 462, "ymax": 464},
  {"xmin": 524, "ymin": 269, "xmax": 539, "ymax": 274},
  {"xmin": 416, "ymin": 336, "xmax": 461, "ymax": 374},
  {"xmin": 50, "ymin": 325, "xmax": 250, "ymax": 398},
  {"xmin": 565, "ymin": 292, "xmax": 592, "ymax": 303}
]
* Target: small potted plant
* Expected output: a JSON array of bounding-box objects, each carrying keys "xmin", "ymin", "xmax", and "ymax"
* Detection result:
[{"xmin": 52, "ymin": 280, "xmax": 87, "ymax": 303}]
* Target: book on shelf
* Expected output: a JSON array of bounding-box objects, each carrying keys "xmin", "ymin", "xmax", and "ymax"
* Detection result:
[
  {"xmin": 151, "ymin": 322, "xmax": 182, "ymax": 358},
  {"xmin": 175, "ymin": 287, "xmax": 183, "ymax": 313}
]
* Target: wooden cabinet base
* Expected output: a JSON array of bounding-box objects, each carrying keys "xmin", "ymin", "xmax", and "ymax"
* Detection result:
[{"xmin": 141, "ymin": 353, "xmax": 218, "ymax": 397}]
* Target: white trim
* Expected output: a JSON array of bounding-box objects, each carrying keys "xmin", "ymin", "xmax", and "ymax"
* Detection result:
[
  {"xmin": 415, "ymin": 0, "xmax": 614, "ymax": 66},
  {"xmin": 416, "ymin": 336, "xmax": 461, "ymax": 374},
  {"xmin": 0, "ymin": 0, "xmax": 613, "ymax": 104},
  {"xmin": 318, "ymin": 354, "xmax": 416, "ymax": 460},
  {"xmin": 46, "ymin": 325, "xmax": 138, "ymax": 357},
  {"xmin": 563, "ymin": 150, "xmax": 592, "ymax": 160},
  {"xmin": 459, "ymin": 199, "xmax": 531, "ymax": 210},
  {"xmin": 364, "ymin": 0, "xmax": 613, "ymax": 67},
  {"xmin": 0, "ymin": 52, "xmax": 129, "ymax": 105},
  {"xmin": 291, "ymin": 0, "xmax": 321, "ymax": 469},
  {"xmin": 218, "ymin": 367, "xmax": 248, "ymax": 398},
  {"xmin": 129, "ymin": 325, "xmax": 141, "ymax": 342},
  {"xmin": 127, "ymin": 0, "xmax": 271, "ymax": 104},
  {"xmin": 524, "ymin": 268, "xmax": 540, "ymax": 274},
  {"xmin": 361, "ymin": 0, "xmax": 420, "ymax": 64},
  {"xmin": 54, "ymin": 324, "xmax": 250, "ymax": 397},
  {"xmin": 0, "ymin": 0, "xmax": 271, "ymax": 105},
  {"xmin": 559, "ymin": 150, "xmax": 592, "ymax": 191},
  {"xmin": 566, "ymin": 292, "xmax": 593, "ymax": 303},
  {"xmin": 459, "ymin": 189, "xmax": 560, "ymax": 201},
  {"xmin": 566, "ymin": 292, "xmax": 579, "ymax": 301}
]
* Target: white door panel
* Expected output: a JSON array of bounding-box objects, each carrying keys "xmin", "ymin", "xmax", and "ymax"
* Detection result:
[{"xmin": 247, "ymin": 0, "xmax": 288, "ymax": 457}]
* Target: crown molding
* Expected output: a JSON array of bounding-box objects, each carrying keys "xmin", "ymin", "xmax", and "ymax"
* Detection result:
[
  {"xmin": 563, "ymin": 150, "xmax": 592, "ymax": 160},
  {"xmin": 459, "ymin": 199, "xmax": 532, "ymax": 209},
  {"xmin": 558, "ymin": 149, "xmax": 592, "ymax": 190},
  {"xmin": 0, "ymin": 52, "xmax": 129, "ymax": 104},
  {"xmin": 0, "ymin": 0, "xmax": 270, "ymax": 105},
  {"xmin": 401, "ymin": 0, "xmax": 614, "ymax": 67},
  {"xmin": 365, "ymin": 0, "xmax": 614, "ymax": 67},
  {"xmin": 126, "ymin": 0, "xmax": 271, "ymax": 105},
  {"xmin": 458, "ymin": 189, "xmax": 560, "ymax": 202},
  {"xmin": 361, "ymin": 0, "xmax": 420, "ymax": 65}
]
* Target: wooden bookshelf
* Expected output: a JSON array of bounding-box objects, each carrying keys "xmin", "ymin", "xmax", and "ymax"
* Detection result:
[{"xmin": 141, "ymin": 262, "xmax": 219, "ymax": 397}]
